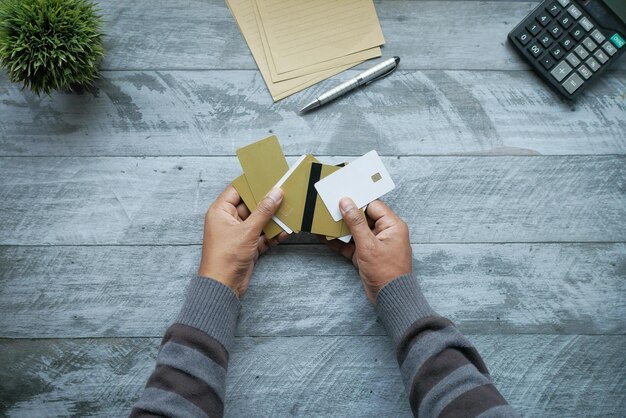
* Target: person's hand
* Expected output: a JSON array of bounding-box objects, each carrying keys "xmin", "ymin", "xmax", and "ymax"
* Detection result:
[
  {"xmin": 198, "ymin": 185, "xmax": 288, "ymax": 297},
  {"xmin": 324, "ymin": 198, "xmax": 412, "ymax": 304}
]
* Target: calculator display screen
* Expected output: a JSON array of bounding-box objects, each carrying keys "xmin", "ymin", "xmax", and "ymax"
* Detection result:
[{"xmin": 603, "ymin": 0, "xmax": 626, "ymax": 24}]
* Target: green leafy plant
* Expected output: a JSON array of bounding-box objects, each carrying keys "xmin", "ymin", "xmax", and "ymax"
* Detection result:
[{"xmin": 0, "ymin": 0, "xmax": 104, "ymax": 95}]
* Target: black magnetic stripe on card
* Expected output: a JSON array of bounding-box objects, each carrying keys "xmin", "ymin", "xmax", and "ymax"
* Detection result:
[{"xmin": 301, "ymin": 163, "xmax": 323, "ymax": 232}]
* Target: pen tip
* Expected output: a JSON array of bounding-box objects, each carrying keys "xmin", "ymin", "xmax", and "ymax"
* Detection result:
[
  {"xmin": 299, "ymin": 101, "xmax": 318, "ymax": 113},
  {"xmin": 394, "ymin": 56, "xmax": 400, "ymax": 64}
]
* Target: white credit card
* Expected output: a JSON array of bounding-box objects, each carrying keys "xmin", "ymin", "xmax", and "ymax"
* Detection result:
[
  {"xmin": 314, "ymin": 150, "xmax": 395, "ymax": 222},
  {"xmin": 338, "ymin": 234, "xmax": 352, "ymax": 243}
]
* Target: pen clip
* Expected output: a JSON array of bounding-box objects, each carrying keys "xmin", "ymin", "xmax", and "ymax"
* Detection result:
[{"xmin": 364, "ymin": 63, "xmax": 398, "ymax": 85}]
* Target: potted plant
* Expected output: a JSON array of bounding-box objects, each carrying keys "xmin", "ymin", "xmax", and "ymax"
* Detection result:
[{"xmin": 0, "ymin": 0, "xmax": 104, "ymax": 95}]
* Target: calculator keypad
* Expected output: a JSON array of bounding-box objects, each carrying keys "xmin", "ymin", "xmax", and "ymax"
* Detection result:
[
  {"xmin": 581, "ymin": 37, "xmax": 597, "ymax": 52},
  {"xmin": 578, "ymin": 65, "xmax": 592, "ymax": 79},
  {"xmin": 586, "ymin": 57, "xmax": 600, "ymax": 72},
  {"xmin": 509, "ymin": 0, "xmax": 625, "ymax": 98},
  {"xmin": 567, "ymin": 5, "xmax": 582, "ymax": 20},
  {"xmin": 565, "ymin": 52, "xmax": 581, "ymax": 66},
  {"xmin": 590, "ymin": 29, "xmax": 605, "ymax": 44},
  {"xmin": 579, "ymin": 17, "xmax": 594, "ymax": 32},
  {"xmin": 602, "ymin": 42, "xmax": 617, "ymax": 56},
  {"xmin": 593, "ymin": 49, "xmax": 608, "ymax": 64},
  {"xmin": 560, "ymin": 35, "xmax": 574, "ymax": 50},
  {"xmin": 562, "ymin": 73, "xmax": 584, "ymax": 94},
  {"xmin": 570, "ymin": 25, "xmax": 585, "ymax": 40},
  {"xmin": 551, "ymin": 61, "xmax": 572, "ymax": 82}
]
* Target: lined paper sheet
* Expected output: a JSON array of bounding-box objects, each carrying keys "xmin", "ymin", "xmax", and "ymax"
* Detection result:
[
  {"xmin": 251, "ymin": 0, "xmax": 380, "ymax": 82},
  {"xmin": 255, "ymin": 0, "xmax": 385, "ymax": 74},
  {"xmin": 226, "ymin": 0, "xmax": 364, "ymax": 101}
]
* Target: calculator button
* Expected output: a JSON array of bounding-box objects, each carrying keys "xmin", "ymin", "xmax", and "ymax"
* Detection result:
[
  {"xmin": 579, "ymin": 17, "xmax": 594, "ymax": 32},
  {"xmin": 593, "ymin": 49, "xmax": 609, "ymax": 64},
  {"xmin": 570, "ymin": 25, "xmax": 585, "ymax": 41},
  {"xmin": 557, "ymin": 0, "xmax": 570, "ymax": 6},
  {"xmin": 540, "ymin": 53, "xmax": 556, "ymax": 70},
  {"xmin": 551, "ymin": 61, "xmax": 572, "ymax": 82},
  {"xmin": 527, "ymin": 22, "xmax": 542, "ymax": 36},
  {"xmin": 578, "ymin": 65, "xmax": 592, "ymax": 80},
  {"xmin": 558, "ymin": 13, "xmax": 574, "ymax": 29},
  {"xmin": 574, "ymin": 44, "xmax": 589, "ymax": 59},
  {"xmin": 582, "ymin": 37, "xmax": 597, "ymax": 52},
  {"xmin": 565, "ymin": 52, "xmax": 581, "ymax": 67},
  {"xmin": 516, "ymin": 30, "xmax": 532, "ymax": 45},
  {"xmin": 551, "ymin": 45, "xmax": 565, "ymax": 59},
  {"xmin": 536, "ymin": 13, "xmax": 552, "ymax": 27},
  {"xmin": 548, "ymin": 24, "xmax": 562, "ymax": 39},
  {"xmin": 602, "ymin": 42, "xmax": 617, "ymax": 56},
  {"xmin": 567, "ymin": 5, "xmax": 582, "ymax": 20},
  {"xmin": 610, "ymin": 33, "xmax": 625, "ymax": 49},
  {"xmin": 590, "ymin": 29, "xmax": 606, "ymax": 44},
  {"xmin": 560, "ymin": 35, "xmax": 575, "ymax": 50},
  {"xmin": 528, "ymin": 42, "xmax": 544, "ymax": 57},
  {"xmin": 562, "ymin": 73, "xmax": 584, "ymax": 94},
  {"xmin": 547, "ymin": 2, "xmax": 561, "ymax": 17},
  {"xmin": 586, "ymin": 57, "xmax": 600, "ymax": 72},
  {"xmin": 540, "ymin": 33, "xmax": 554, "ymax": 48}
]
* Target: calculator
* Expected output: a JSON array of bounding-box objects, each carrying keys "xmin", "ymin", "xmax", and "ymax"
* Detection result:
[{"xmin": 508, "ymin": 0, "xmax": 626, "ymax": 99}]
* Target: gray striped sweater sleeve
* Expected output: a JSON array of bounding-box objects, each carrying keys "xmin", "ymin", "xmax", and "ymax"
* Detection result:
[
  {"xmin": 130, "ymin": 276, "xmax": 240, "ymax": 418},
  {"xmin": 376, "ymin": 274, "xmax": 518, "ymax": 418}
]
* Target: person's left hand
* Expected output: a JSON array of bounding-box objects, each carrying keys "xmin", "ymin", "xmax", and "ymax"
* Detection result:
[{"xmin": 198, "ymin": 185, "xmax": 288, "ymax": 297}]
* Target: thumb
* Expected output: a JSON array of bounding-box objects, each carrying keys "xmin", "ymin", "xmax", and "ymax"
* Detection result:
[
  {"xmin": 340, "ymin": 197, "xmax": 375, "ymax": 245},
  {"xmin": 245, "ymin": 188, "xmax": 283, "ymax": 235}
]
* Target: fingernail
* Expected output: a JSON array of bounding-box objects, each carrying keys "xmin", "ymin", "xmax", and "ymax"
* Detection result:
[
  {"xmin": 339, "ymin": 197, "xmax": 355, "ymax": 213},
  {"xmin": 267, "ymin": 188, "xmax": 283, "ymax": 203}
]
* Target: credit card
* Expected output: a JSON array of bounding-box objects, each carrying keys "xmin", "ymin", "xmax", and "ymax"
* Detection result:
[{"xmin": 314, "ymin": 150, "xmax": 395, "ymax": 222}]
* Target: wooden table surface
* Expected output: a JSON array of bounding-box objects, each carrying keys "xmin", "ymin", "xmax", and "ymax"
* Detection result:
[{"xmin": 1, "ymin": 0, "xmax": 625, "ymax": 416}]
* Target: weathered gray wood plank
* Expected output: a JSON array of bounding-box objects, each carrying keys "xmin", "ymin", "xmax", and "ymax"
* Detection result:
[
  {"xmin": 1, "ymin": 244, "xmax": 624, "ymax": 338},
  {"xmin": 1, "ymin": 70, "xmax": 625, "ymax": 157},
  {"xmin": 1, "ymin": 335, "xmax": 624, "ymax": 417},
  {"xmin": 95, "ymin": 0, "xmax": 626, "ymax": 71},
  {"xmin": 0, "ymin": 156, "xmax": 624, "ymax": 245}
]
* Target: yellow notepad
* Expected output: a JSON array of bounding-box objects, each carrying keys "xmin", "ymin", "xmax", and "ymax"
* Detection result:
[
  {"xmin": 251, "ymin": 0, "xmax": 380, "ymax": 82},
  {"xmin": 255, "ymin": 0, "xmax": 385, "ymax": 74},
  {"xmin": 226, "ymin": 0, "xmax": 368, "ymax": 101}
]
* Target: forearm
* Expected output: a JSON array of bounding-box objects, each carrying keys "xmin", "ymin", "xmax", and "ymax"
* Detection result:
[
  {"xmin": 130, "ymin": 277, "xmax": 240, "ymax": 418},
  {"xmin": 376, "ymin": 274, "xmax": 517, "ymax": 418}
]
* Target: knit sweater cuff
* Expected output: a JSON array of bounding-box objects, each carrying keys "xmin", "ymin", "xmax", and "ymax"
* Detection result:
[
  {"xmin": 375, "ymin": 273, "xmax": 436, "ymax": 347},
  {"xmin": 176, "ymin": 276, "xmax": 241, "ymax": 352}
]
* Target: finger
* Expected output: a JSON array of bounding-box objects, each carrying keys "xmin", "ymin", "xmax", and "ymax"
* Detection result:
[
  {"xmin": 275, "ymin": 231, "xmax": 290, "ymax": 243},
  {"xmin": 245, "ymin": 188, "xmax": 284, "ymax": 236},
  {"xmin": 366, "ymin": 200, "xmax": 400, "ymax": 234},
  {"xmin": 315, "ymin": 234, "xmax": 329, "ymax": 244},
  {"xmin": 217, "ymin": 184, "xmax": 242, "ymax": 207},
  {"xmin": 236, "ymin": 202, "xmax": 251, "ymax": 220},
  {"xmin": 257, "ymin": 234, "xmax": 271, "ymax": 255},
  {"xmin": 340, "ymin": 197, "xmax": 376, "ymax": 245},
  {"xmin": 366, "ymin": 213, "xmax": 375, "ymax": 229},
  {"xmin": 335, "ymin": 241, "xmax": 356, "ymax": 260},
  {"xmin": 319, "ymin": 234, "xmax": 356, "ymax": 259},
  {"xmin": 365, "ymin": 200, "xmax": 396, "ymax": 223}
]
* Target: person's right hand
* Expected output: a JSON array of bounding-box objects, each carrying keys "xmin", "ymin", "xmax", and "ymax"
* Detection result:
[{"xmin": 324, "ymin": 197, "xmax": 412, "ymax": 304}]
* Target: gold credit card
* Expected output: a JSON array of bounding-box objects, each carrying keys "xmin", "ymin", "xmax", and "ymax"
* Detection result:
[
  {"xmin": 233, "ymin": 135, "xmax": 290, "ymax": 239},
  {"xmin": 236, "ymin": 135, "xmax": 289, "ymax": 203},
  {"xmin": 231, "ymin": 175, "xmax": 283, "ymax": 239},
  {"xmin": 276, "ymin": 159, "xmax": 352, "ymax": 238}
]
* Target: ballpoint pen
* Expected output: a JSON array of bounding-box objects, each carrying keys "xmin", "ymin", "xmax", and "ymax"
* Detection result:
[{"xmin": 299, "ymin": 56, "xmax": 400, "ymax": 113}]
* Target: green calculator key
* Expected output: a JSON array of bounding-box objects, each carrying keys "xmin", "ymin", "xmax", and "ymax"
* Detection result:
[{"xmin": 610, "ymin": 33, "xmax": 625, "ymax": 48}]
